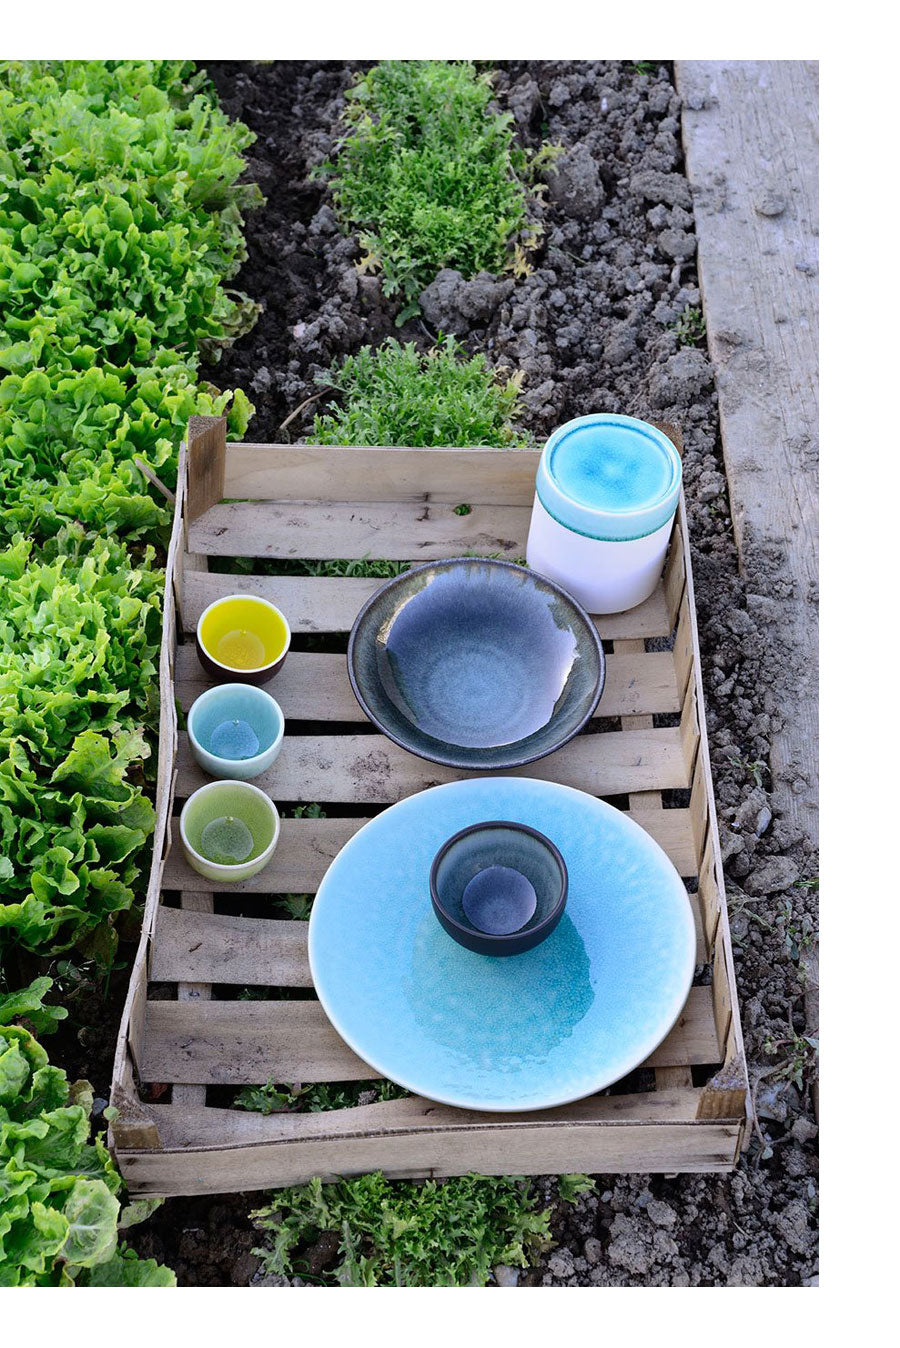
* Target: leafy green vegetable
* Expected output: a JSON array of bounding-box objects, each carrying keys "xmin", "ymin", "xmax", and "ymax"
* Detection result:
[
  {"xmin": 0, "ymin": 978, "xmax": 66, "ymax": 1035},
  {"xmin": 557, "ymin": 1173, "xmax": 597, "ymax": 1203},
  {"xmin": 235, "ymin": 1077, "xmax": 407, "ymax": 1116},
  {"xmin": 0, "ymin": 59, "xmax": 257, "ymax": 541},
  {"xmin": 251, "ymin": 1173, "xmax": 553, "ymax": 1286},
  {"xmin": 0, "ymin": 535, "xmax": 161, "ymax": 954},
  {"xmin": 81, "ymin": 1244, "xmax": 176, "ymax": 1287},
  {"xmin": 0, "ymin": 1019, "xmax": 175, "ymax": 1286},
  {"xmin": 311, "ymin": 336, "xmax": 526, "ymax": 448},
  {"xmin": 327, "ymin": 61, "xmax": 552, "ymax": 301}
]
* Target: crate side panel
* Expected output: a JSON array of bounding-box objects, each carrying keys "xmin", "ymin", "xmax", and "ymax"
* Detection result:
[
  {"xmin": 174, "ymin": 727, "xmax": 690, "ymax": 803},
  {"xmin": 116, "ymin": 1121, "xmax": 742, "ymax": 1196},
  {"xmin": 221, "ymin": 444, "xmax": 542, "ymax": 505},
  {"xmin": 188, "ymin": 500, "xmax": 531, "ymax": 561},
  {"xmin": 182, "ymin": 571, "xmax": 674, "ymax": 641},
  {"xmin": 139, "ymin": 987, "xmax": 719, "ymax": 1088}
]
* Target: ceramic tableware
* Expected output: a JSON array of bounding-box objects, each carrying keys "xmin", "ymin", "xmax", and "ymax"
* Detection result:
[
  {"xmin": 430, "ymin": 820, "xmax": 567, "ymax": 956},
  {"xmin": 308, "ymin": 777, "xmax": 696, "ymax": 1112},
  {"xmin": 179, "ymin": 779, "xmax": 280, "ymax": 883},
  {"xmin": 347, "ymin": 557, "xmax": 605, "ymax": 770},
  {"xmin": 196, "ymin": 594, "xmax": 290, "ymax": 685},
  {"xmin": 187, "ymin": 683, "xmax": 285, "ymax": 780},
  {"xmin": 526, "ymin": 413, "xmax": 682, "ymax": 614}
]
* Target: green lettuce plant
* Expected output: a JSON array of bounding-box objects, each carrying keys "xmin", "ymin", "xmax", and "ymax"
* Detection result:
[
  {"xmin": 0, "ymin": 59, "xmax": 257, "ymax": 541},
  {"xmin": 0, "ymin": 534, "xmax": 161, "ymax": 953},
  {"xmin": 311, "ymin": 336, "xmax": 526, "ymax": 448},
  {"xmin": 0, "ymin": 1009, "xmax": 173, "ymax": 1286}
]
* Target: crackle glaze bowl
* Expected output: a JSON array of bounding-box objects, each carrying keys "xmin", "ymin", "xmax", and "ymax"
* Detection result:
[
  {"xmin": 430, "ymin": 820, "xmax": 568, "ymax": 957},
  {"xmin": 196, "ymin": 594, "xmax": 290, "ymax": 685},
  {"xmin": 346, "ymin": 558, "xmax": 605, "ymax": 770},
  {"xmin": 187, "ymin": 683, "xmax": 285, "ymax": 780},
  {"xmin": 179, "ymin": 779, "xmax": 280, "ymax": 883}
]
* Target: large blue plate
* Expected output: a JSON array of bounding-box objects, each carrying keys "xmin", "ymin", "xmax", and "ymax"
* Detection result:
[{"xmin": 308, "ymin": 778, "xmax": 695, "ymax": 1112}]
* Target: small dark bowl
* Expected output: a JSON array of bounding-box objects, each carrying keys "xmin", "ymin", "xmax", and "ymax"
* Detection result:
[
  {"xmin": 347, "ymin": 557, "xmax": 605, "ymax": 770},
  {"xmin": 429, "ymin": 821, "xmax": 568, "ymax": 957}
]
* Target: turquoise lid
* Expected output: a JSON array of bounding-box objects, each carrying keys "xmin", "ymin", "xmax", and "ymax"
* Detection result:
[{"xmin": 536, "ymin": 414, "xmax": 682, "ymax": 541}]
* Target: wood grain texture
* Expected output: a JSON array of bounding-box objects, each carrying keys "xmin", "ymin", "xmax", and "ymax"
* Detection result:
[
  {"xmin": 677, "ymin": 60, "xmax": 818, "ymax": 841},
  {"xmin": 185, "ymin": 416, "xmax": 227, "ymax": 538},
  {"xmin": 151, "ymin": 907, "xmax": 311, "ymax": 987},
  {"xmin": 222, "ymin": 444, "xmax": 541, "ymax": 505},
  {"xmin": 116, "ymin": 1119, "xmax": 742, "ymax": 1195},
  {"xmin": 161, "ymin": 806, "xmax": 700, "ymax": 894},
  {"xmin": 181, "ymin": 569, "xmax": 673, "ymax": 639},
  {"xmin": 175, "ymin": 646, "xmax": 681, "ymax": 720},
  {"xmin": 174, "ymin": 726, "xmax": 691, "ymax": 803},
  {"xmin": 188, "ymin": 499, "xmax": 531, "ymax": 561},
  {"xmin": 138, "ymin": 986, "xmax": 720, "ymax": 1087}
]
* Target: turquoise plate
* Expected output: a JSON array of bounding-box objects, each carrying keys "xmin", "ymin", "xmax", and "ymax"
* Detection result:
[{"xmin": 308, "ymin": 778, "xmax": 696, "ymax": 1112}]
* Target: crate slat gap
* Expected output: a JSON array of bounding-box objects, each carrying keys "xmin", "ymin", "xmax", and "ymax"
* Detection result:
[{"xmin": 110, "ymin": 416, "xmax": 749, "ymax": 1195}]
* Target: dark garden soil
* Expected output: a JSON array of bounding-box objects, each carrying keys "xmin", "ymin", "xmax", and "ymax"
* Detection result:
[{"xmin": 123, "ymin": 59, "xmax": 819, "ymax": 1288}]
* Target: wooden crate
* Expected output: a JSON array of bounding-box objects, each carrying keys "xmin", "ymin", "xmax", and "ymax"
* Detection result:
[{"xmin": 110, "ymin": 416, "xmax": 749, "ymax": 1197}]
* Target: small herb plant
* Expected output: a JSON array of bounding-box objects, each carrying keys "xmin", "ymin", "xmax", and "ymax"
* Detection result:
[
  {"xmin": 326, "ymin": 61, "xmax": 552, "ymax": 303},
  {"xmin": 671, "ymin": 305, "xmax": 707, "ymax": 348},
  {"xmin": 251, "ymin": 1172, "xmax": 553, "ymax": 1286},
  {"xmin": 311, "ymin": 336, "xmax": 526, "ymax": 449},
  {"xmin": 235, "ymin": 1078, "xmax": 408, "ymax": 1116}
]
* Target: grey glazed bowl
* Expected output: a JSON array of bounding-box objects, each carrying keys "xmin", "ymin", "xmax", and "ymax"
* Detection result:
[
  {"xmin": 347, "ymin": 558, "xmax": 605, "ymax": 770},
  {"xmin": 430, "ymin": 821, "xmax": 568, "ymax": 956}
]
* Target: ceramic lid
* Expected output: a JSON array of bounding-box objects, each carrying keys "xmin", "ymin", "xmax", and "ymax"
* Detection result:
[{"xmin": 536, "ymin": 414, "xmax": 682, "ymax": 541}]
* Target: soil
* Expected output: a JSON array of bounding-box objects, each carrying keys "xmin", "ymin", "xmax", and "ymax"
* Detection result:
[{"xmin": 126, "ymin": 59, "xmax": 817, "ymax": 1287}]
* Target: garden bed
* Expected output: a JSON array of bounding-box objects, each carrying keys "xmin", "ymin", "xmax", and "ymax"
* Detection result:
[
  {"xmin": 165, "ymin": 58, "xmax": 814, "ymax": 1287},
  {"xmin": 7, "ymin": 58, "xmax": 816, "ymax": 1287}
]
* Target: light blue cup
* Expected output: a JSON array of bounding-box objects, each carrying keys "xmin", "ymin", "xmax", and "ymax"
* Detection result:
[{"xmin": 187, "ymin": 683, "xmax": 284, "ymax": 780}]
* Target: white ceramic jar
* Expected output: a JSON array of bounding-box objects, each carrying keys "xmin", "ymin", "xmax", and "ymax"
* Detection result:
[{"xmin": 526, "ymin": 414, "xmax": 682, "ymax": 614}]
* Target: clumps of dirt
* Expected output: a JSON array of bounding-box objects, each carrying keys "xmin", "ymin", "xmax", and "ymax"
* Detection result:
[
  {"xmin": 201, "ymin": 61, "xmax": 401, "ymax": 434},
  {"xmin": 521, "ymin": 1169, "xmax": 818, "ymax": 1287},
  {"xmin": 129, "ymin": 1194, "xmax": 261, "ymax": 1287},
  {"xmin": 196, "ymin": 58, "xmax": 817, "ymax": 1288}
]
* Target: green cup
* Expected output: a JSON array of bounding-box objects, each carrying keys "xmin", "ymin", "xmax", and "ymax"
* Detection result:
[{"xmin": 179, "ymin": 780, "xmax": 280, "ymax": 883}]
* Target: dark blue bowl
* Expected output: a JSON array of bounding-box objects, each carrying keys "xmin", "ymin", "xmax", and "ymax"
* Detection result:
[
  {"xmin": 347, "ymin": 558, "xmax": 605, "ymax": 770},
  {"xmin": 430, "ymin": 821, "xmax": 568, "ymax": 956}
]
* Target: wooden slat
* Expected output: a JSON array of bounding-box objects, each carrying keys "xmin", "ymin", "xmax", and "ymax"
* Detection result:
[
  {"xmin": 171, "ymin": 891, "xmax": 214, "ymax": 1109},
  {"xmin": 175, "ymin": 726, "xmax": 690, "ymax": 803},
  {"xmin": 151, "ymin": 907, "xmax": 311, "ymax": 987},
  {"xmin": 150, "ymin": 881, "xmax": 705, "ymax": 985},
  {"xmin": 678, "ymin": 60, "xmax": 818, "ymax": 843},
  {"xmin": 116, "ymin": 1118, "xmax": 743, "ymax": 1196},
  {"xmin": 181, "ymin": 569, "xmax": 674, "ymax": 641},
  {"xmin": 174, "ymin": 647, "xmax": 681, "ymax": 721},
  {"xmin": 139, "ymin": 1086, "xmax": 705, "ymax": 1146},
  {"xmin": 697, "ymin": 830, "xmax": 721, "ymax": 952},
  {"xmin": 663, "ymin": 514, "xmax": 687, "ymax": 627},
  {"xmin": 186, "ymin": 416, "xmax": 227, "ymax": 538},
  {"xmin": 162, "ymin": 807, "xmax": 699, "ymax": 894},
  {"xmin": 139, "ymin": 986, "xmax": 719, "ymax": 1088},
  {"xmin": 188, "ymin": 500, "xmax": 532, "ymax": 562},
  {"xmin": 221, "ymin": 444, "xmax": 542, "ymax": 506}
]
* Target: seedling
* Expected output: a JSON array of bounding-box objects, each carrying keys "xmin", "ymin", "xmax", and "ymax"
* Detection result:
[{"xmin": 671, "ymin": 306, "xmax": 707, "ymax": 347}]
